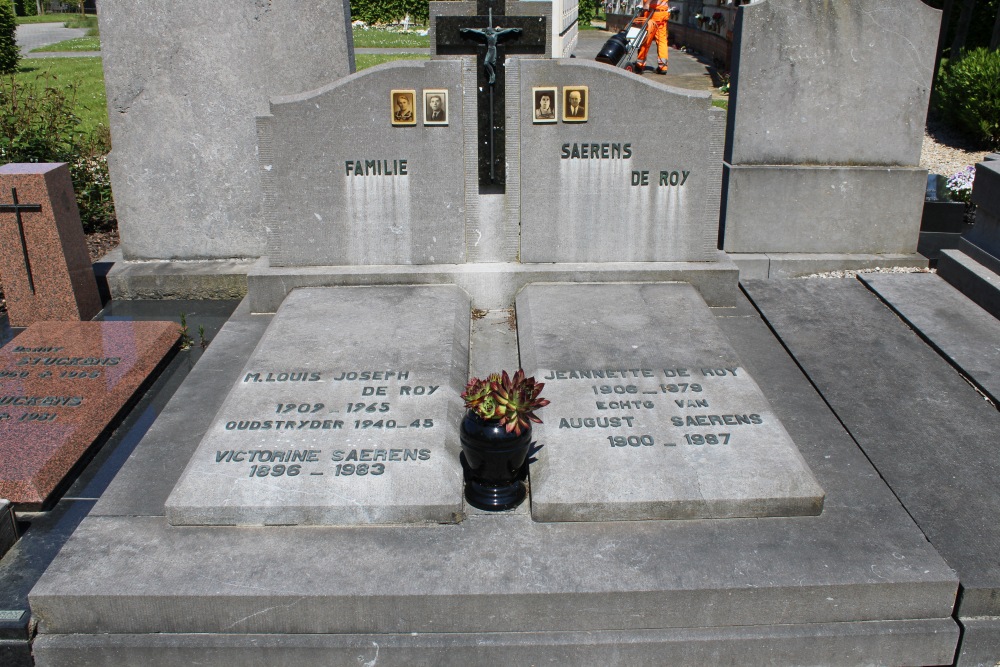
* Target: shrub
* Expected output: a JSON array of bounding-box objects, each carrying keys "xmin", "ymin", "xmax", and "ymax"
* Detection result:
[
  {"xmin": 350, "ymin": 0, "xmax": 429, "ymax": 27},
  {"xmin": 14, "ymin": 0, "xmax": 37, "ymax": 16},
  {"xmin": 578, "ymin": 0, "xmax": 600, "ymax": 28},
  {"xmin": 933, "ymin": 48, "xmax": 1000, "ymax": 150},
  {"xmin": 0, "ymin": 0, "xmax": 19, "ymax": 75},
  {"xmin": 0, "ymin": 75, "xmax": 115, "ymax": 233}
]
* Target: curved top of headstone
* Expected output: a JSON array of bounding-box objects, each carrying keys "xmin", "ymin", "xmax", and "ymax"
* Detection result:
[{"xmin": 727, "ymin": 0, "xmax": 939, "ymax": 167}]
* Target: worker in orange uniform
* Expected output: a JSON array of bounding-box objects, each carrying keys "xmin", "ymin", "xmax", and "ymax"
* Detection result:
[{"xmin": 634, "ymin": 0, "xmax": 670, "ymax": 74}]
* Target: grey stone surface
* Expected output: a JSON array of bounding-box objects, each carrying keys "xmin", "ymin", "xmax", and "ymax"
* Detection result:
[
  {"xmin": 166, "ymin": 286, "xmax": 469, "ymax": 526},
  {"xmin": 918, "ymin": 231, "xmax": 965, "ymax": 262},
  {"xmin": 965, "ymin": 209, "xmax": 1000, "ymax": 262},
  {"xmin": 730, "ymin": 253, "xmax": 769, "ymax": 280},
  {"xmin": 972, "ymin": 160, "xmax": 1000, "ymax": 218},
  {"xmin": 105, "ymin": 255, "xmax": 253, "ymax": 300},
  {"xmin": 91, "ymin": 300, "xmax": 271, "ymax": 518},
  {"xmin": 722, "ymin": 164, "xmax": 926, "ymax": 254},
  {"xmin": 247, "ymin": 254, "xmax": 740, "ymax": 313},
  {"xmin": 29, "ymin": 288, "xmax": 960, "ymax": 662},
  {"xmin": 956, "ymin": 619, "xmax": 1000, "ymax": 667},
  {"xmin": 861, "ymin": 272, "xmax": 1000, "ymax": 405},
  {"xmin": 518, "ymin": 283, "xmax": 823, "ymax": 522},
  {"xmin": 516, "ymin": 59, "xmax": 724, "ymax": 263},
  {"xmin": 469, "ymin": 310, "xmax": 518, "ymax": 380},
  {"xmin": 938, "ymin": 248, "xmax": 1000, "ymax": 321},
  {"xmin": 0, "ymin": 501, "xmax": 14, "ymax": 559},
  {"xmin": 99, "ymin": 0, "xmax": 354, "ymax": 261},
  {"xmin": 742, "ymin": 278, "xmax": 1000, "ymax": 620},
  {"xmin": 260, "ymin": 59, "xmax": 466, "ymax": 267},
  {"xmin": 31, "ymin": 619, "xmax": 958, "ymax": 667},
  {"xmin": 726, "ymin": 0, "xmax": 939, "ymax": 166},
  {"xmin": 957, "ymin": 237, "xmax": 1000, "ymax": 277}
]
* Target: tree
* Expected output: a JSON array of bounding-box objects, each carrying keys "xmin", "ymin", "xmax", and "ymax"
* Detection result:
[
  {"xmin": 0, "ymin": 0, "xmax": 20, "ymax": 75},
  {"xmin": 992, "ymin": 3, "xmax": 1000, "ymax": 50},
  {"xmin": 951, "ymin": 0, "xmax": 975, "ymax": 56}
]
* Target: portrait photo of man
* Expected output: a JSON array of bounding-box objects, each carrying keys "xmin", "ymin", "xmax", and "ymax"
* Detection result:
[
  {"xmin": 563, "ymin": 86, "xmax": 589, "ymax": 123},
  {"xmin": 532, "ymin": 87, "xmax": 557, "ymax": 124},
  {"xmin": 391, "ymin": 90, "xmax": 417, "ymax": 126},
  {"xmin": 424, "ymin": 89, "xmax": 449, "ymax": 126}
]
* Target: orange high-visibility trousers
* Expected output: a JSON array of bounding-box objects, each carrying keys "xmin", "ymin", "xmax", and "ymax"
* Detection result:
[{"xmin": 636, "ymin": 10, "xmax": 669, "ymax": 69}]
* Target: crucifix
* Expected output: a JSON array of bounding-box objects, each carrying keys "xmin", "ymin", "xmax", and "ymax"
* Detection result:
[
  {"xmin": 436, "ymin": 0, "xmax": 547, "ymax": 189},
  {"xmin": 0, "ymin": 187, "xmax": 42, "ymax": 294}
]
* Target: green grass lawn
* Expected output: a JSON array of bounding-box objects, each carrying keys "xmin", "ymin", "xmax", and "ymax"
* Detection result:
[
  {"xmin": 15, "ymin": 57, "xmax": 108, "ymax": 135},
  {"xmin": 356, "ymin": 53, "xmax": 429, "ymax": 70},
  {"xmin": 15, "ymin": 12, "xmax": 81, "ymax": 24},
  {"xmin": 32, "ymin": 36, "xmax": 101, "ymax": 52},
  {"xmin": 353, "ymin": 28, "xmax": 429, "ymax": 48}
]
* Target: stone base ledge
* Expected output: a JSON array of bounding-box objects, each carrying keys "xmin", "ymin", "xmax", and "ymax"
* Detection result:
[
  {"xmin": 938, "ymin": 247, "xmax": 1000, "ymax": 320},
  {"xmin": 0, "ymin": 499, "xmax": 17, "ymax": 560},
  {"xmin": 247, "ymin": 254, "xmax": 740, "ymax": 312},
  {"xmin": 730, "ymin": 253, "xmax": 929, "ymax": 280},
  {"xmin": 101, "ymin": 249, "xmax": 254, "ymax": 301}
]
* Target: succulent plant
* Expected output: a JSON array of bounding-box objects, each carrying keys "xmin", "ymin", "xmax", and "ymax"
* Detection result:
[{"xmin": 462, "ymin": 369, "xmax": 550, "ymax": 436}]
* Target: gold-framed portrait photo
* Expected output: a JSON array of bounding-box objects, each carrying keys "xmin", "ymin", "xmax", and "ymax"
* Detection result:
[
  {"xmin": 391, "ymin": 89, "xmax": 417, "ymax": 126},
  {"xmin": 562, "ymin": 86, "xmax": 588, "ymax": 123},
  {"xmin": 423, "ymin": 89, "xmax": 448, "ymax": 126},
  {"xmin": 532, "ymin": 87, "xmax": 558, "ymax": 124}
]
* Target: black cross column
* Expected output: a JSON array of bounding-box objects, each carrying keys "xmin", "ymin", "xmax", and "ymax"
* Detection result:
[
  {"xmin": 0, "ymin": 188, "xmax": 42, "ymax": 294},
  {"xmin": 436, "ymin": 0, "xmax": 547, "ymax": 189}
]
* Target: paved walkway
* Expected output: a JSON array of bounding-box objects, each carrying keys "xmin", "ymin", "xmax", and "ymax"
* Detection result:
[{"xmin": 15, "ymin": 22, "xmax": 88, "ymax": 56}]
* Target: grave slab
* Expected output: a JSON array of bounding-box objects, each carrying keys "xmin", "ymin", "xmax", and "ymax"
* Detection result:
[
  {"xmin": 742, "ymin": 278, "xmax": 1000, "ymax": 629},
  {"xmin": 938, "ymin": 248, "xmax": 1000, "ymax": 321},
  {"xmin": 860, "ymin": 272, "xmax": 1000, "ymax": 405},
  {"xmin": 0, "ymin": 500, "xmax": 15, "ymax": 559},
  {"xmin": 0, "ymin": 321, "xmax": 179, "ymax": 508},
  {"xmin": 165, "ymin": 286, "xmax": 469, "ymax": 526},
  {"xmin": 517, "ymin": 282, "xmax": 824, "ymax": 522},
  {"xmin": 29, "ymin": 291, "xmax": 960, "ymax": 663},
  {"xmin": 0, "ymin": 164, "xmax": 101, "ymax": 327}
]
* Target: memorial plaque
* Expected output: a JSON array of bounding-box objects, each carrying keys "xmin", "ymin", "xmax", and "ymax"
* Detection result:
[
  {"xmin": 517, "ymin": 283, "xmax": 824, "ymax": 522},
  {"xmin": 0, "ymin": 321, "xmax": 180, "ymax": 507},
  {"xmin": 165, "ymin": 286, "xmax": 470, "ymax": 526}
]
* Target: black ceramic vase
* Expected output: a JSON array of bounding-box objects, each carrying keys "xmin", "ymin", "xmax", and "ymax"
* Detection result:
[{"xmin": 459, "ymin": 410, "xmax": 532, "ymax": 511}]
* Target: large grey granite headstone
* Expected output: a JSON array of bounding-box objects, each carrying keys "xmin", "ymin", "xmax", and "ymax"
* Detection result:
[
  {"xmin": 517, "ymin": 283, "xmax": 824, "ymax": 522},
  {"xmin": 515, "ymin": 59, "xmax": 724, "ymax": 263},
  {"xmin": 99, "ymin": 0, "xmax": 354, "ymax": 261},
  {"xmin": 165, "ymin": 285, "xmax": 469, "ymax": 526},
  {"xmin": 722, "ymin": 0, "xmax": 939, "ymax": 256},
  {"xmin": 259, "ymin": 60, "xmax": 466, "ymax": 267}
]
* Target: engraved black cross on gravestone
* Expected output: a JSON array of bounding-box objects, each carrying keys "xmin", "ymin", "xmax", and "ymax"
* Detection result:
[
  {"xmin": 0, "ymin": 188, "xmax": 42, "ymax": 294},
  {"xmin": 436, "ymin": 0, "xmax": 547, "ymax": 190}
]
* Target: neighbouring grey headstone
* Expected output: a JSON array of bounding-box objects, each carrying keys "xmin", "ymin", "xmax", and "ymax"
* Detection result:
[
  {"xmin": 165, "ymin": 285, "xmax": 469, "ymax": 526},
  {"xmin": 517, "ymin": 282, "xmax": 824, "ymax": 522},
  {"xmin": 98, "ymin": 0, "xmax": 354, "ymax": 261},
  {"xmin": 0, "ymin": 499, "xmax": 16, "ymax": 558},
  {"xmin": 516, "ymin": 59, "xmax": 724, "ymax": 263},
  {"xmin": 259, "ymin": 60, "xmax": 467, "ymax": 267},
  {"xmin": 965, "ymin": 160, "xmax": 1000, "ymax": 256},
  {"xmin": 722, "ymin": 0, "xmax": 939, "ymax": 257}
]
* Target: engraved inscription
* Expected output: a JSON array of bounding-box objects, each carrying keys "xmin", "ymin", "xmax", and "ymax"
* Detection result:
[{"xmin": 543, "ymin": 366, "xmax": 766, "ymax": 451}]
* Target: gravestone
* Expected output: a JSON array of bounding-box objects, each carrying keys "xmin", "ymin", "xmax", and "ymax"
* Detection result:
[
  {"xmin": 0, "ymin": 499, "xmax": 15, "ymax": 559},
  {"xmin": 722, "ymin": 0, "xmax": 940, "ymax": 277},
  {"xmin": 518, "ymin": 283, "xmax": 823, "ymax": 521},
  {"xmin": 0, "ymin": 164, "xmax": 101, "ymax": 327},
  {"xmin": 0, "ymin": 320, "xmax": 179, "ymax": 508},
  {"xmin": 939, "ymin": 159, "xmax": 1000, "ymax": 318},
  {"xmin": 97, "ymin": 0, "xmax": 354, "ymax": 262},
  {"xmin": 165, "ymin": 286, "xmax": 469, "ymax": 526}
]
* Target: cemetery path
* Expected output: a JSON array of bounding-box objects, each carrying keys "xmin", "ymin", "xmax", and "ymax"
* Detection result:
[{"xmin": 15, "ymin": 23, "xmax": 88, "ymax": 57}]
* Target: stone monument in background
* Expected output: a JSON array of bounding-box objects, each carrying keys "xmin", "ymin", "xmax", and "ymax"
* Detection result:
[
  {"xmin": 721, "ymin": 0, "xmax": 940, "ymax": 278},
  {"xmin": 97, "ymin": 0, "xmax": 355, "ymax": 264}
]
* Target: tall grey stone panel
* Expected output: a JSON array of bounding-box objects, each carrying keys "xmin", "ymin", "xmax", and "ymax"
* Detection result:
[
  {"xmin": 99, "ymin": 1, "xmax": 355, "ymax": 261},
  {"xmin": 722, "ymin": 0, "xmax": 939, "ymax": 256}
]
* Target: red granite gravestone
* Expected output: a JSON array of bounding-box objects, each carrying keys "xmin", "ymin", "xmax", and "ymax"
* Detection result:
[
  {"xmin": 0, "ymin": 163, "xmax": 102, "ymax": 327},
  {"xmin": 0, "ymin": 320, "xmax": 179, "ymax": 508}
]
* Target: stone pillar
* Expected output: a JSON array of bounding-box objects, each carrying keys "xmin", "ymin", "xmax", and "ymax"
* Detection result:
[
  {"xmin": 721, "ymin": 0, "xmax": 940, "ymax": 277},
  {"xmin": 0, "ymin": 163, "xmax": 101, "ymax": 326}
]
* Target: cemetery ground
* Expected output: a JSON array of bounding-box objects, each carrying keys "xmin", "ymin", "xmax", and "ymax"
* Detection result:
[{"xmin": 5, "ymin": 9, "xmax": 1000, "ymax": 663}]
